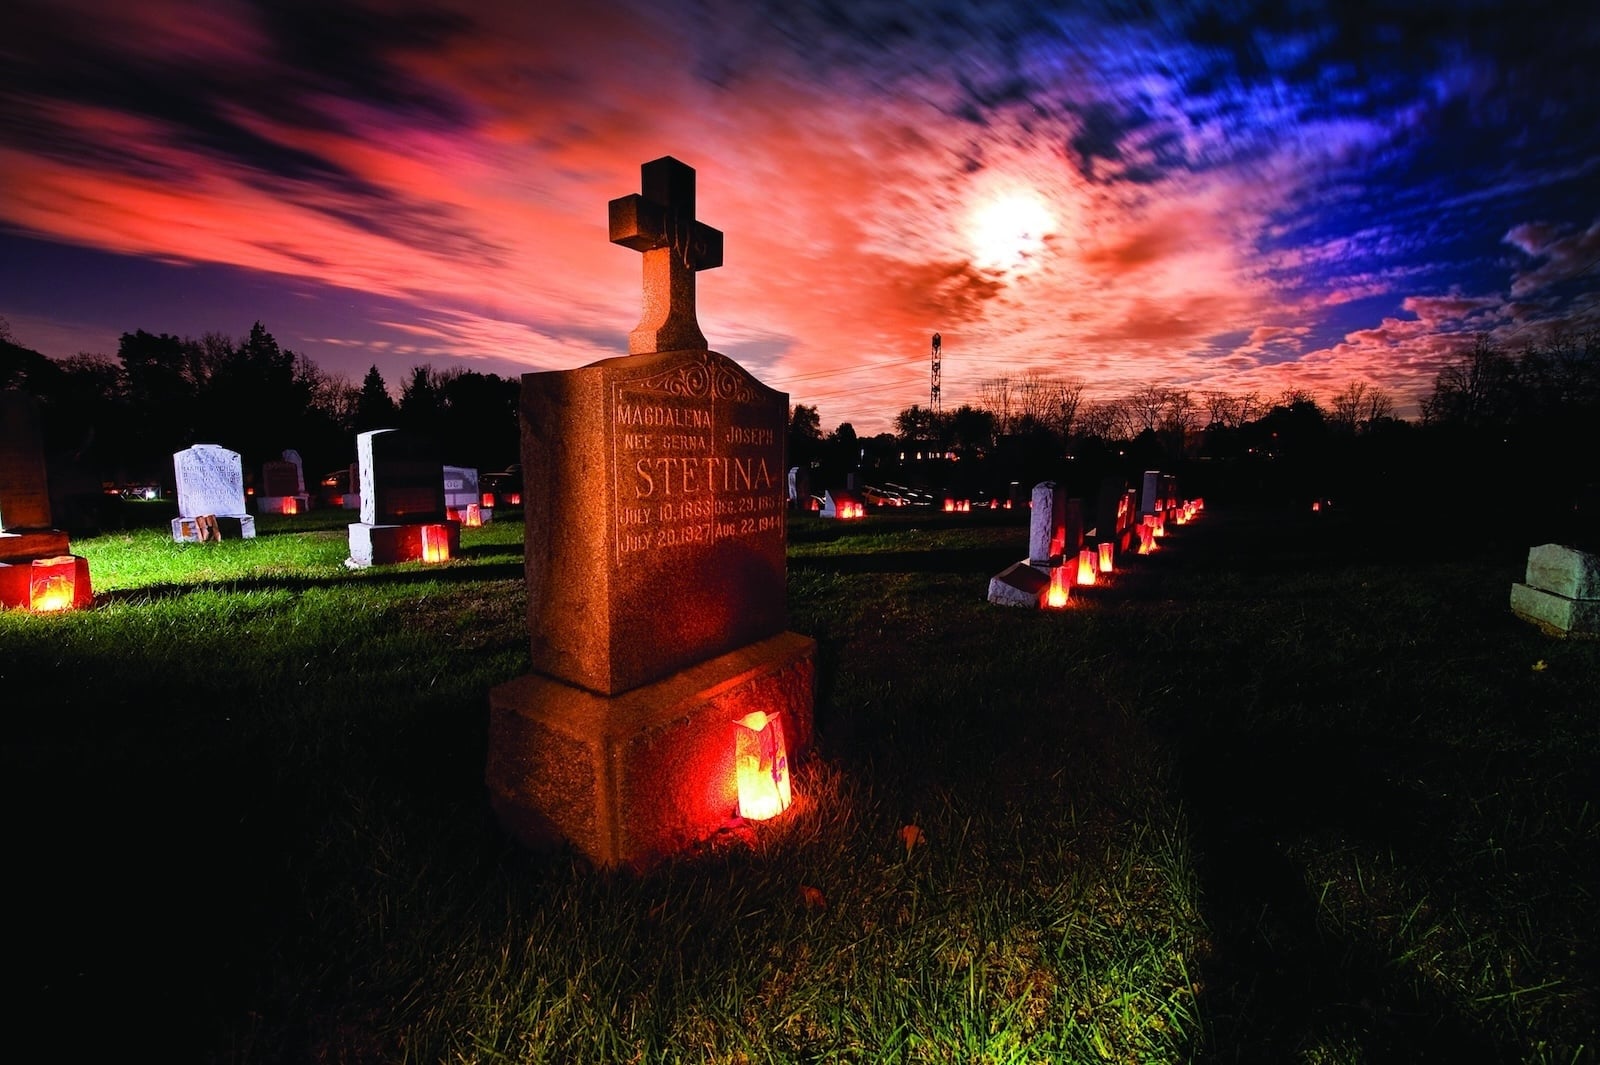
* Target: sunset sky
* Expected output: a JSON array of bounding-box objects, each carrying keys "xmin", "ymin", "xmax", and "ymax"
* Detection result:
[{"xmin": 2, "ymin": 0, "xmax": 1596, "ymax": 435}]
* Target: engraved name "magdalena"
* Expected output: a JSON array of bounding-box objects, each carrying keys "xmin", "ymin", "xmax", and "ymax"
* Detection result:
[
  {"xmin": 634, "ymin": 456, "xmax": 776, "ymax": 497},
  {"xmin": 615, "ymin": 404, "xmax": 713, "ymax": 428}
]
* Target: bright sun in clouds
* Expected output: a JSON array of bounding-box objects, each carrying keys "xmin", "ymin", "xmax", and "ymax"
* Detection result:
[{"xmin": 968, "ymin": 190, "xmax": 1055, "ymax": 271}]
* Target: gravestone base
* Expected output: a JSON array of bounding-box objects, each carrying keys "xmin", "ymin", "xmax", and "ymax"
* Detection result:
[
  {"xmin": 1, "ymin": 529, "xmax": 70, "ymax": 560},
  {"xmin": 345, "ymin": 520, "xmax": 461, "ymax": 568},
  {"xmin": 0, "ymin": 553, "xmax": 93, "ymax": 610},
  {"xmin": 1510, "ymin": 543, "xmax": 1600, "ymax": 638},
  {"xmin": 447, "ymin": 506, "xmax": 493, "ymax": 526},
  {"xmin": 1510, "ymin": 583, "xmax": 1600, "ymax": 637},
  {"xmin": 171, "ymin": 514, "xmax": 256, "ymax": 542},
  {"xmin": 256, "ymin": 494, "xmax": 310, "ymax": 516},
  {"xmin": 486, "ymin": 631, "xmax": 816, "ymax": 870},
  {"xmin": 987, "ymin": 561, "xmax": 1050, "ymax": 608}
]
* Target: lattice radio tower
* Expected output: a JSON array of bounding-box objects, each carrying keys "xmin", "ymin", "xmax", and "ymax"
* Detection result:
[{"xmin": 929, "ymin": 332, "xmax": 942, "ymax": 414}]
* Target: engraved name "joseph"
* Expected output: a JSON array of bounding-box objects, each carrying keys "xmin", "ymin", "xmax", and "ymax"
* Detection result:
[{"xmin": 634, "ymin": 456, "xmax": 776, "ymax": 498}]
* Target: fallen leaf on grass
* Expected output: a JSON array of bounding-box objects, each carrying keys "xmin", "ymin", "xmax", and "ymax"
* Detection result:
[
  {"xmin": 899, "ymin": 824, "xmax": 924, "ymax": 855},
  {"xmin": 798, "ymin": 885, "xmax": 826, "ymax": 909},
  {"xmin": 1532, "ymin": 660, "xmax": 1549, "ymax": 672}
]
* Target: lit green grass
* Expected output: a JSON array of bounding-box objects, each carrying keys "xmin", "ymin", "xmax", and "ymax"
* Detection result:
[{"xmin": 2, "ymin": 503, "xmax": 1593, "ymax": 1063}]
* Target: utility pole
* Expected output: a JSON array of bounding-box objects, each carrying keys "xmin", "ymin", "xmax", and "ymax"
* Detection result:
[{"xmin": 930, "ymin": 332, "xmax": 942, "ymax": 415}]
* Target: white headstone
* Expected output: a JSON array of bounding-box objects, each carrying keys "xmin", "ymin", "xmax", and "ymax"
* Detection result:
[
  {"xmin": 1029, "ymin": 481, "xmax": 1065, "ymax": 566},
  {"xmin": 443, "ymin": 465, "xmax": 480, "ymax": 510},
  {"xmin": 174, "ymin": 444, "xmax": 247, "ymax": 517},
  {"xmin": 282, "ymin": 449, "xmax": 306, "ymax": 495},
  {"xmin": 170, "ymin": 444, "xmax": 256, "ymax": 540}
]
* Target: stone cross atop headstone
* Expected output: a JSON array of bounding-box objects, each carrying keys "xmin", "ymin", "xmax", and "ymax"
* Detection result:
[{"xmin": 608, "ymin": 156, "xmax": 724, "ymax": 354}]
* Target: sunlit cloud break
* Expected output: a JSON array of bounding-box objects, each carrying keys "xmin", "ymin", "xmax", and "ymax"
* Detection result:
[{"xmin": 1, "ymin": 0, "xmax": 1596, "ymax": 432}]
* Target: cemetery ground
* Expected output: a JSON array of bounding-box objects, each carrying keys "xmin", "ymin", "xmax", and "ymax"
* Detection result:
[{"xmin": 2, "ymin": 500, "xmax": 1595, "ymax": 1065}]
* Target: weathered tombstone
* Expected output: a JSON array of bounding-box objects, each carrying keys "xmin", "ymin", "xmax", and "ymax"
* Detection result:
[
  {"xmin": 486, "ymin": 156, "xmax": 815, "ymax": 868},
  {"xmin": 443, "ymin": 464, "xmax": 489, "ymax": 523},
  {"xmin": 989, "ymin": 480, "xmax": 1078, "ymax": 608},
  {"xmin": 1140, "ymin": 470, "xmax": 1163, "ymax": 516},
  {"xmin": 821, "ymin": 488, "xmax": 863, "ymax": 518},
  {"xmin": 987, "ymin": 560, "xmax": 1051, "ymax": 607},
  {"xmin": 1093, "ymin": 475, "xmax": 1134, "ymax": 558},
  {"xmin": 0, "ymin": 390, "xmax": 93, "ymax": 609},
  {"xmin": 1510, "ymin": 543, "xmax": 1600, "ymax": 637},
  {"xmin": 282, "ymin": 448, "xmax": 306, "ymax": 495},
  {"xmin": 343, "ymin": 461, "xmax": 361, "ymax": 510},
  {"xmin": 1064, "ymin": 497, "xmax": 1085, "ymax": 558},
  {"xmin": 171, "ymin": 444, "xmax": 256, "ymax": 542},
  {"xmin": 1160, "ymin": 474, "xmax": 1180, "ymax": 522},
  {"xmin": 345, "ymin": 429, "xmax": 457, "ymax": 567},
  {"xmin": 257, "ymin": 450, "xmax": 309, "ymax": 516},
  {"xmin": 787, "ymin": 465, "xmax": 812, "ymax": 510},
  {"xmin": 1028, "ymin": 481, "xmax": 1067, "ymax": 566}
]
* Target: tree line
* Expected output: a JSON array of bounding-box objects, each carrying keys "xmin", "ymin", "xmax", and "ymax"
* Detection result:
[
  {"xmin": 3, "ymin": 314, "xmax": 1594, "ymax": 545},
  {"xmin": 1, "ymin": 318, "xmax": 520, "ymax": 497},
  {"xmin": 787, "ymin": 333, "xmax": 1598, "ymax": 546}
]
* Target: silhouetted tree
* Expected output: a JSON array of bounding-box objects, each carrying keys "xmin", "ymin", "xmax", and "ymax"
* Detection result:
[
  {"xmin": 947, "ymin": 404, "xmax": 996, "ymax": 461},
  {"xmin": 893, "ymin": 404, "xmax": 935, "ymax": 444},
  {"xmin": 1330, "ymin": 381, "xmax": 1396, "ymax": 434},
  {"xmin": 1421, "ymin": 336, "xmax": 1515, "ymax": 427},
  {"xmin": 438, "ymin": 369, "xmax": 519, "ymax": 471},
  {"xmin": 788, "ymin": 403, "xmax": 823, "ymax": 468},
  {"xmin": 117, "ymin": 329, "xmax": 200, "ymax": 476},
  {"xmin": 193, "ymin": 322, "xmax": 316, "ymax": 473},
  {"xmin": 1126, "ymin": 385, "xmax": 1168, "ymax": 435},
  {"xmin": 355, "ymin": 366, "xmax": 398, "ymax": 431},
  {"xmin": 398, "ymin": 365, "xmax": 447, "ymax": 437}
]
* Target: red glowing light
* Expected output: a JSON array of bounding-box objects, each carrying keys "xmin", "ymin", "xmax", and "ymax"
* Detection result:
[
  {"xmin": 29, "ymin": 556, "xmax": 79, "ymax": 612},
  {"xmin": 735, "ymin": 710, "xmax": 791, "ymax": 820},
  {"xmin": 421, "ymin": 524, "xmax": 451, "ymax": 562},
  {"xmin": 1045, "ymin": 565, "xmax": 1070, "ymax": 608}
]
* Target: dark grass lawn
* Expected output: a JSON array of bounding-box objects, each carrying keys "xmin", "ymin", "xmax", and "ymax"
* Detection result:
[{"xmin": 3, "ymin": 499, "xmax": 1596, "ymax": 1063}]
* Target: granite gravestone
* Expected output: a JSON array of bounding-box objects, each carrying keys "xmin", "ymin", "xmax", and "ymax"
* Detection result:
[
  {"xmin": 282, "ymin": 449, "xmax": 306, "ymax": 495},
  {"xmin": 1028, "ymin": 481, "xmax": 1065, "ymax": 566},
  {"xmin": 989, "ymin": 480, "xmax": 1070, "ymax": 608},
  {"xmin": 0, "ymin": 390, "xmax": 92, "ymax": 609},
  {"xmin": 1510, "ymin": 543, "xmax": 1600, "ymax": 637},
  {"xmin": 1140, "ymin": 469, "xmax": 1163, "ymax": 516},
  {"xmin": 443, "ymin": 465, "xmax": 488, "ymax": 523},
  {"xmin": 257, "ymin": 451, "xmax": 309, "ymax": 515},
  {"xmin": 487, "ymin": 157, "xmax": 815, "ymax": 868},
  {"xmin": 821, "ymin": 488, "xmax": 863, "ymax": 519},
  {"xmin": 987, "ymin": 560, "xmax": 1052, "ymax": 608},
  {"xmin": 1093, "ymin": 475, "xmax": 1135, "ymax": 559},
  {"xmin": 345, "ymin": 429, "xmax": 458, "ymax": 567},
  {"xmin": 171, "ymin": 444, "xmax": 255, "ymax": 542},
  {"xmin": 1064, "ymin": 497, "xmax": 1085, "ymax": 560},
  {"xmin": 787, "ymin": 465, "xmax": 813, "ymax": 510}
]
